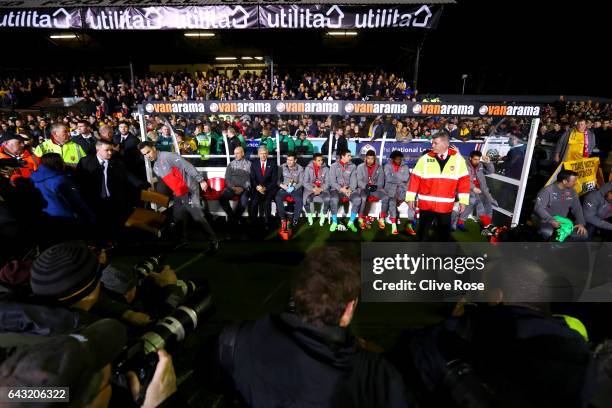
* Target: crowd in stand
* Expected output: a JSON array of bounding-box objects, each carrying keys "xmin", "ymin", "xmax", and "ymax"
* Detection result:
[
  {"xmin": 0, "ymin": 70, "xmax": 419, "ymax": 110},
  {"xmin": 1, "ymin": 71, "xmax": 612, "ymax": 408},
  {"xmin": 1, "ymin": 71, "xmax": 610, "ymax": 244}
]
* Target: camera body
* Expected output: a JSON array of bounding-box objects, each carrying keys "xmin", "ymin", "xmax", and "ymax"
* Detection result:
[{"xmin": 112, "ymin": 287, "xmax": 213, "ymax": 404}]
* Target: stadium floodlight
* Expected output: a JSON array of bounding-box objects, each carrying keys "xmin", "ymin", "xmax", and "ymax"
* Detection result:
[
  {"xmin": 326, "ymin": 31, "xmax": 358, "ymax": 37},
  {"xmin": 49, "ymin": 34, "xmax": 77, "ymax": 39},
  {"xmin": 241, "ymin": 57, "xmax": 254, "ymax": 60},
  {"xmin": 184, "ymin": 32, "xmax": 215, "ymax": 38},
  {"xmin": 254, "ymin": 56, "xmax": 264, "ymax": 60},
  {"xmin": 215, "ymin": 57, "xmax": 237, "ymax": 60}
]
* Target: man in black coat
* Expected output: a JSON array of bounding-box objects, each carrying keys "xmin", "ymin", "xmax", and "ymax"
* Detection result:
[
  {"xmin": 76, "ymin": 139, "xmax": 147, "ymax": 242},
  {"xmin": 113, "ymin": 121, "xmax": 145, "ymax": 182},
  {"xmin": 202, "ymin": 246, "xmax": 409, "ymax": 408},
  {"xmin": 321, "ymin": 127, "xmax": 349, "ymax": 158},
  {"xmin": 248, "ymin": 145, "xmax": 278, "ymax": 227},
  {"xmin": 72, "ymin": 120, "xmax": 98, "ymax": 155}
]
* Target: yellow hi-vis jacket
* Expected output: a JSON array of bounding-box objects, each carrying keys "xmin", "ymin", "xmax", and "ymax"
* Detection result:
[
  {"xmin": 34, "ymin": 140, "xmax": 86, "ymax": 165},
  {"xmin": 406, "ymin": 149, "xmax": 470, "ymax": 213}
]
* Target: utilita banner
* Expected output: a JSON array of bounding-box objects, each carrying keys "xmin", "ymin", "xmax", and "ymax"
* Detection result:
[
  {"xmin": 258, "ymin": 5, "xmax": 441, "ymax": 29},
  {"xmin": 0, "ymin": 4, "xmax": 442, "ymax": 30}
]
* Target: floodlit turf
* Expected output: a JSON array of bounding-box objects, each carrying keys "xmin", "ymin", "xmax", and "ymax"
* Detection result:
[{"xmin": 164, "ymin": 218, "xmax": 485, "ymax": 347}]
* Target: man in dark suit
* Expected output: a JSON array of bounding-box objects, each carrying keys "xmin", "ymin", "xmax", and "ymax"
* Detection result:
[
  {"xmin": 113, "ymin": 121, "xmax": 145, "ymax": 182},
  {"xmin": 249, "ymin": 145, "xmax": 278, "ymax": 227},
  {"xmin": 72, "ymin": 120, "xmax": 98, "ymax": 155},
  {"xmin": 76, "ymin": 139, "xmax": 147, "ymax": 243}
]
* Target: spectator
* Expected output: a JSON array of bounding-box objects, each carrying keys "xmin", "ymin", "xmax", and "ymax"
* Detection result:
[
  {"xmin": 534, "ymin": 169, "xmax": 588, "ymax": 241},
  {"xmin": 0, "ymin": 134, "xmax": 39, "ymax": 181},
  {"xmin": 277, "ymin": 126, "xmax": 296, "ymax": 154},
  {"xmin": 596, "ymin": 118, "xmax": 612, "ymax": 178},
  {"xmin": 31, "ymin": 153, "xmax": 95, "ymax": 240},
  {"xmin": 554, "ymin": 118, "xmax": 597, "ymax": 163},
  {"xmin": 175, "ymin": 129, "xmax": 197, "ymax": 155},
  {"xmin": 458, "ymin": 121, "xmax": 472, "ymax": 141},
  {"xmin": 207, "ymin": 246, "xmax": 409, "ymax": 408},
  {"xmin": 259, "ymin": 126, "xmax": 276, "ymax": 154},
  {"xmin": 226, "ymin": 126, "xmax": 246, "ymax": 154},
  {"xmin": 294, "ymin": 130, "xmax": 314, "ymax": 156},
  {"xmin": 321, "ymin": 127, "xmax": 348, "ymax": 158},
  {"xmin": 156, "ymin": 125, "xmax": 175, "ymax": 152}
]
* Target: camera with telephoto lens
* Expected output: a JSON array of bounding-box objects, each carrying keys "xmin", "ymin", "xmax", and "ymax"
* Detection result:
[
  {"xmin": 133, "ymin": 254, "xmax": 197, "ymax": 298},
  {"xmin": 112, "ymin": 286, "xmax": 214, "ymax": 405}
]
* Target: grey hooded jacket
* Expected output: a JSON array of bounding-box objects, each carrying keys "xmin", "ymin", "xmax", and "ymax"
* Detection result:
[
  {"xmin": 355, "ymin": 161, "xmax": 385, "ymax": 193},
  {"xmin": 278, "ymin": 163, "xmax": 304, "ymax": 191},
  {"xmin": 582, "ymin": 183, "xmax": 612, "ymax": 230},
  {"xmin": 466, "ymin": 159, "xmax": 495, "ymax": 202},
  {"xmin": 534, "ymin": 183, "xmax": 585, "ymax": 225},
  {"xmin": 302, "ymin": 160, "xmax": 330, "ymax": 194},
  {"xmin": 327, "ymin": 161, "xmax": 358, "ymax": 192},
  {"xmin": 383, "ymin": 161, "xmax": 410, "ymax": 199},
  {"xmin": 225, "ymin": 158, "xmax": 251, "ymax": 189}
]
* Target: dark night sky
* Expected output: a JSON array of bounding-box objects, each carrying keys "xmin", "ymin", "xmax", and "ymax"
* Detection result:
[
  {"xmin": 1, "ymin": 0, "xmax": 609, "ymax": 96},
  {"xmin": 420, "ymin": 0, "xmax": 610, "ymax": 96}
]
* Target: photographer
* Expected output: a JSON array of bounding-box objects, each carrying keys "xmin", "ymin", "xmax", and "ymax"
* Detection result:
[
  {"xmin": 92, "ymin": 262, "xmax": 187, "ymax": 328},
  {"xmin": 386, "ymin": 258, "xmax": 596, "ymax": 408},
  {"xmin": 0, "ymin": 319, "xmax": 179, "ymax": 408},
  {"xmin": 204, "ymin": 246, "xmax": 409, "ymax": 407},
  {"xmin": 0, "ymin": 241, "xmax": 103, "ymax": 338}
]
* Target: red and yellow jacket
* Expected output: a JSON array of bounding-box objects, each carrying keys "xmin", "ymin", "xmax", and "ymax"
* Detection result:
[
  {"xmin": 405, "ymin": 149, "xmax": 470, "ymax": 213},
  {"xmin": 0, "ymin": 147, "xmax": 39, "ymax": 181}
]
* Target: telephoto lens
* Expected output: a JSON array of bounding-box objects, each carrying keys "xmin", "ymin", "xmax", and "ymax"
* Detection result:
[
  {"xmin": 112, "ymin": 286, "xmax": 214, "ymax": 403},
  {"xmin": 133, "ymin": 254, "xmax": 166, "ymax": 279}
]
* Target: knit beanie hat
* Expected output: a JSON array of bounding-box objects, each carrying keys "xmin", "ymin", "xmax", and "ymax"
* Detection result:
[
  {"xmin": 30, "ymin": 242, "xmax": 100, "ymax": 305},
  {"xmin": 101, "ymin": 263, "xmax": 137, "ymax": 295}
]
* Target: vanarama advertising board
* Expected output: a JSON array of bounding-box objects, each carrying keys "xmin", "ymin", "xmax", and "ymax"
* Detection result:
[{"xmin": 143, "ymin": 101, "xmax": 542, "ymax": 117}]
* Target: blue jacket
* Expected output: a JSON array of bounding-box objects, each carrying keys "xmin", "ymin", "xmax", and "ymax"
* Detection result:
[{"xmin": 31, "ymin": 165, "xmax": 94, "ymax": 222}]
